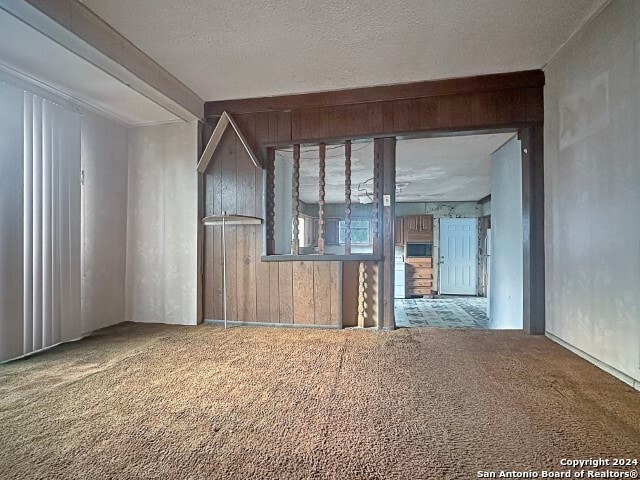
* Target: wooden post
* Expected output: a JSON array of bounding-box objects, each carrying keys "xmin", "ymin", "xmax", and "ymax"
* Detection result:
[
  {"xmin": 344, "ymin": 140, "xmax": 352, "ymax": 255},
  {"xmin": 519, "ymin": 125, "xmax": 545, "ymax": 335},
  {"xmin": 317, "ymin": 143, "xmax": 326, "ymax": 254},
  {"xmin": 292, "ymin": 144, "xmax": 300, "ymax": 255},
  {"xmin": 266, "ymin": 147, "xmax": 276, "ymax": 255},
  {"xmin": 379, "ymin": 138, "xmax": 396, "ymax": 330},
  {"xmin": 357, "ymin": 261, "xmax": 366, "ymax": 328}
]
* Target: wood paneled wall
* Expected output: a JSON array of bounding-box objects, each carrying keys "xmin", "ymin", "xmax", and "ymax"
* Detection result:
[
  {"xmin": 202, "ymin": 127, "xmax": 341, "ymax": 326},
  {"xmin": 201, "ymin": 70, "xmax": 545, "ymax": 332},
  {"xmin": 205, "ymin": 71, "xmax": 544, "ymax": 160}
]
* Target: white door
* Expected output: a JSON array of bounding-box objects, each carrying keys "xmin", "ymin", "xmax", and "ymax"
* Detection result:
[{"xmin": 439, "ymin": 218, "xmax": 478, "ymax": 295}]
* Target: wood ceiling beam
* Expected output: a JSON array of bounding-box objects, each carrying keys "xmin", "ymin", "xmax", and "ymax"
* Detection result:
[{"xmin": 205, "ymin": 70, "xmax": 544, "ymax": 117}]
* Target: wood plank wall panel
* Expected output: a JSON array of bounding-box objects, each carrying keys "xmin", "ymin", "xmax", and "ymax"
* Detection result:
[
  {"xmin": 328, "ymin": 105, "xmax": 346, "ymax": 138},
  {"xmin": 202, "ymin": 126, "xmax": 340, "ymax": 326},
  {"xmin": 525, "ymin": 87, "xmax": 544, "ymax": 122},
  {"xmin": 313, "ymin": 262, "xmax": 332, "ymax": 324},
  {"xmin": 268, "ymin": 263, "xmax": 280, "ymax": 322},
  {"xmin": 276, "ymin": 111, "xmax": 292, "ymax": 142},
  {"xmin": 220, "ymin": 129, "xmax": 238, "ymax": 321},
  {"xmin": 205, "ymin": 70, "xmax": 544, "ymax": 117},
  {"xmin": 368, "ymin": 103, "xmax": 383, "ymax": 133},
  {"xmin": 235, "ymin": 132, "xmax": 257, "ymax": 322},
  {"xmin": 203, "ymin": 176, "xmax": 215, "ymax": 319},
  {"xmin": 278, "ymin": 263, "xmax": 294, "ymax": 323},
  {"xmin": 211, "ymin": 132, "xmax": 224, "ymax": 320},
  {"xmin": 206, "ymin": 87, "xmax": 543, "ymax": 147},
  {"xmin": 292, "ymin": 261, "xmax": 315, "ymax": 325},
  {"xmin": 254, "ymin": 158, "xmax": 270, "ymax": 323},
  {"xmin": 329, "ymin": 262, "xmax": 341, "ymax": 327},
  {"xmin": 335, "ymin": 87, "xmax": 535, "ymax": 138}
]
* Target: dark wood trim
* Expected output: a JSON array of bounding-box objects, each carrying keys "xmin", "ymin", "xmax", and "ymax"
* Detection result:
[
  {"xmin": 379, "ymin": 138, "xmax": 396, "ymax": 330},
  {"xmin": 261, "ymin": 125, "xmax": 529, "ymax": 150},
  {"xmin": 477, "ymin": 194, "xmax": 492, "ymax": 204},
  {"xmin": 205, "ymin": 70, "xmax": 544, "ymax": 116},
  {"xmin": 519, "ymin": 125, "xmax": 545, "ymax": 335},
  {"xmin": 261, "ymin": 254, "xmax": 382, "ymax": 262},
  {"xmin": 344, "ymin": 140, "xmax": 352, "ymax": 255},
  {"xmin": 196, "ymin": 122, "xmax": 205, "ymax": 324}
]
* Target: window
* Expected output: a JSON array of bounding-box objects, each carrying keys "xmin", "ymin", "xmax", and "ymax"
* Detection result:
[{"xmin": 339, "ymin": 219, "xmax": 370, "ymax": 245}]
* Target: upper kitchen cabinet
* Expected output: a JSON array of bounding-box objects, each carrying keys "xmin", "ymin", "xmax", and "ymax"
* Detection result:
[{"xmin": 404, "ymin": 215, "xmax": 434, "ymax": 241}]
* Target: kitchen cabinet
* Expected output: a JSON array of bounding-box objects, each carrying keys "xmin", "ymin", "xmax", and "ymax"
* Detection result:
[
  {"xmin": 403, "ymin": 214, "xmax": 434, "ymax": 241},
  {"xmin": 405, "ymin": 257, "xmax": 434, "ymax": 297}
]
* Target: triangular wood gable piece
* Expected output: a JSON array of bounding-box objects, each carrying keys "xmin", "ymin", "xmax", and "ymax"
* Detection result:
[{"xmin": 196, "ymin": 111, "xmax": 262, "ymax": 173}]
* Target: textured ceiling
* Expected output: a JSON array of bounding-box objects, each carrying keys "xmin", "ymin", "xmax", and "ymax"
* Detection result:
[
  {"xmin": 82, "ymin": 0, "xmax": 606, "ymax": 101},
  {"xmin": 395, "ymin": 133, "xmax": 514, "ymax": 202},
  {"xmin": 279, "ymin": 133, "xmax": 514, "ymax": 204}
]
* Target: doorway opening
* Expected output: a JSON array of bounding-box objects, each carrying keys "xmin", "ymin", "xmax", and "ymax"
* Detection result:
[{"xmin": 392, "ymin": 133, "xmax": 523, "ymax": 330}]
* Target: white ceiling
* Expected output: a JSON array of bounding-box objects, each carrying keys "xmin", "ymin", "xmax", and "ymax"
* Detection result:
[
  {"xmin": 395, "ymin": 133, "xmax": 514, "ymax": 202},
  {"xmin": 83, "ymin": 0, "xmax": 607, "ymax": 101},
  {"xmin": 279, "ymin": 132, "xmax": 514, "ymax": 204},
  {"xmin": 0, "ymin": 9, "xmax": 179, "ymax": 125}
]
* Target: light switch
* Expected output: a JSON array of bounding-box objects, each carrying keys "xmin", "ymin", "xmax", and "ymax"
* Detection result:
[{"xmin": 383, "ymin": 194, "xmax": 391, "ymax": 206}]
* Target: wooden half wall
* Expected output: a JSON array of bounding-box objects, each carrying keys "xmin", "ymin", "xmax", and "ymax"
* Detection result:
[{"xmin": 201, "ymin": 127, "xmax": 341, "ymax": 326}]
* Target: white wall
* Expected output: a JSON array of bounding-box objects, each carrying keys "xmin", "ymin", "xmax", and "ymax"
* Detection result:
[
  {"xmin": 489, "ymin": 137, "xmax": 523, "ymax": 329},
  {"xmin": 80, "ymin": 113, "xmax": 128, "ymax": 334},
  {"xmin": 544, "ymin": 0, "xmax": 640, "ymax": 385},
  {"xmin": 0, "ymin": 81, "xmax": 24, "ymax": 361},
  {"xmin": 126, "ymin": 121, "xmax": 198, "ymax": 325}
]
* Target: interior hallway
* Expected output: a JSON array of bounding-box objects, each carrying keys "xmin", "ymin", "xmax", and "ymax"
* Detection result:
[{"xmin": 1, "ymin": 323, "xmax": 638, "ymax": 479}]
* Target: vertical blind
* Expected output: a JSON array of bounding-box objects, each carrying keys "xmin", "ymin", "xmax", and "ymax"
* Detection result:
[{"xmin": 0, "ymin": 82, "xmax": 81, "ymax": 362}]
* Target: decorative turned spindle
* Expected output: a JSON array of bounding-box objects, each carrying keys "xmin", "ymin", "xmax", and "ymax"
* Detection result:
[
  {"xmin": 344, "ymin": 140, "xmax": 352, "ymax": 255},
  {"xmin": 292, "ymin": 144, "xmax": 300, "ymax": 255},
  {"xmin": 266, "ymin": 147, "xmax": 276, "ymax": 255},
  {"xmin": 317, "ymin": 143, "xmax": 326, "ymax": 254},
  {"xmin": 357, "ymin": 261, "xmax": 366, "ymax": 328}
]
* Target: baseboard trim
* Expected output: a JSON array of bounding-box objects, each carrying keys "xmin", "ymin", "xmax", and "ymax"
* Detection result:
[
  {"xmin": 1, "ymin": 334, "xmax": 85, "ymax": 364},
  {"xmin": 203, "ymin": 319, "xmax": 340, "ymax": 330},
  {"xmin": 546, "ymin": 332, "xmax": 640, "ymax": 391}
]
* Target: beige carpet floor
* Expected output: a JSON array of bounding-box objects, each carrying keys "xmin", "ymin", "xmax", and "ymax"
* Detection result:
[{"xmin": 0, "ymin": 322, "xmax": 639, "ymax": 479}]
